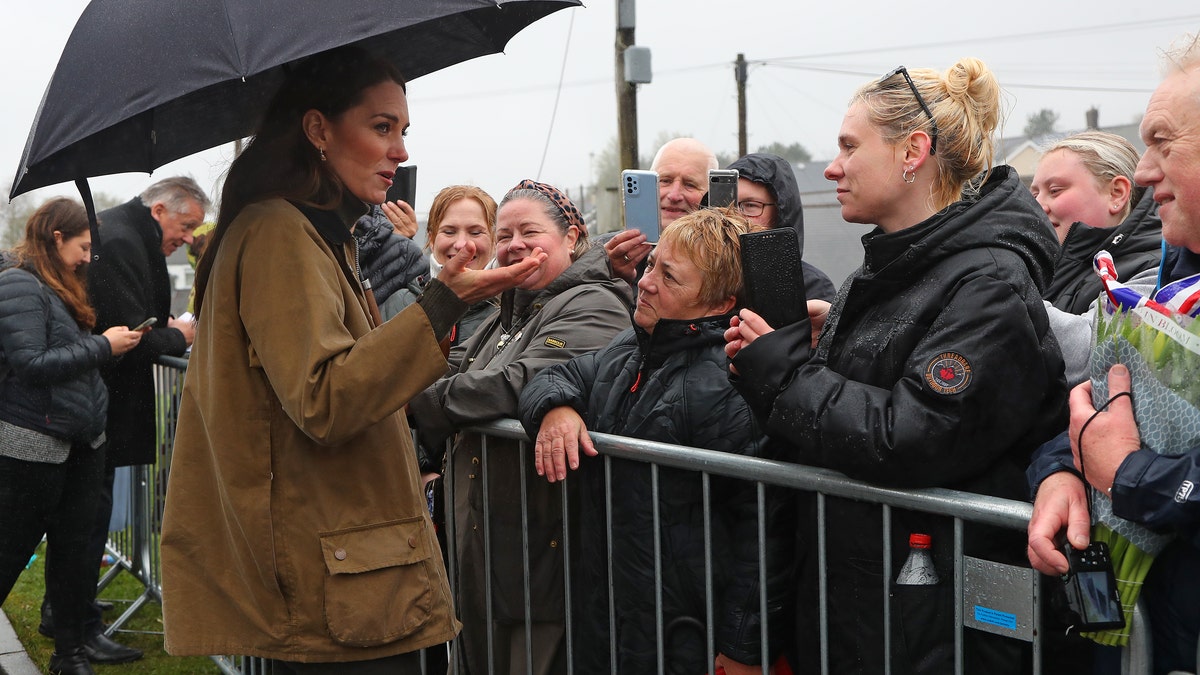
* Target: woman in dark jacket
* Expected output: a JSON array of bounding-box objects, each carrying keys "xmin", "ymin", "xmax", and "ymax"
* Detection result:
[
  {"xmin": 519, "ymin": 209, "xmax": 792, "ymax": 675},
  {"xmin": 1031, "ymin": 130, "xmax": 1162, "ymax": 314},
  {"xmin": 0, "ymin": 199, "xmax": 142, "ymax": 675},
  {"xmin": 726, "ymin": 59, "xmax": 1068, "ymax": 674}
]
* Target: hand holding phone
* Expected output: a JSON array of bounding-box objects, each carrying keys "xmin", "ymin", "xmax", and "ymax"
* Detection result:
[
  {"xmin": 621, "ymin": 169, "xmax": 661, "ymax": 244},
  {"xmin": 132, "ymin": 317, "xmax": 158, "ymax": 331}
]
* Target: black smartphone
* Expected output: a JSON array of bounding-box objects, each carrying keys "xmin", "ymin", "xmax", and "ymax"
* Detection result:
[
  {"xmin": 739, "ymin": 228, "xmax": 807, "ymax": 328},
  {"xmin": 621, "ymin": 169, "xmax": 661, "ymax": 244},
  {"xmin": 1060, "ymin": 541, "xmax": 1125, "ymax": 630},
  {"xmin": 385, "ymin": 165, "xmax": 418, "ymax": 210},
  {"xmin": 708, "ymin": 169, "xmax": 738, "ymax": 209}
]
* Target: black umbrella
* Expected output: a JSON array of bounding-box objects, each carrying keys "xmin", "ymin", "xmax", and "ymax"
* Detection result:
[{"xmin": 10, "ymin": 0, "xmax": 580, "ymax": 199}]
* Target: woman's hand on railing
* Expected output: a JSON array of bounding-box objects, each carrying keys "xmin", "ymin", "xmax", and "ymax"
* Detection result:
[{"xmin": 534, "ymin": 406, "xmax": 596, "ymax": 483}]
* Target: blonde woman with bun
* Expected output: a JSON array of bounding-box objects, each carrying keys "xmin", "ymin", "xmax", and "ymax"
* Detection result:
[{"xmin": 725, "ymin": 59, "xmax": 1067, "ymax": 674}]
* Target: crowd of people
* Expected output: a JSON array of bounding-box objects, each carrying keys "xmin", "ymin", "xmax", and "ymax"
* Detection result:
[{"xmin": 2, "ymin": 28, "xmax": 1200, "ymax": 675}]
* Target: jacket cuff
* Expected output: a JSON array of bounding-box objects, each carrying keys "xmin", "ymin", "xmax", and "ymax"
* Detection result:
[
  {"xmin": 1110, "ymin": 448, "xmax": 1159, "ymax": 520},
  {"xmin": 416, "ymin": 279, "xmax": 468, "ymax": 340}
]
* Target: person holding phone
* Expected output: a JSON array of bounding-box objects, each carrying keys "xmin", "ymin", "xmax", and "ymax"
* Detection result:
[
  {"xmin": 606, "ymin": 138, "xmax": 718, "ymax": 284},
  {"xmin": 160, "ymin": 47, "xmax": 546, "ymax": 672},
  {"xmin": 725, "ymin": 59, "xmax": 1067, "ymax": 674},
  {"xmin": 0, "ymin": 198, "xmax": 143, "ymax": 675},
  {"xmin": 518, "ymin": 209, "xmax": 793, "ymax": 675}
]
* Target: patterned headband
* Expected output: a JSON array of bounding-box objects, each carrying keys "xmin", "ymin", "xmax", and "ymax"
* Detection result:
[{"xmin": 509, "ymin": 179, "xmax": 587, "ymax": 236}]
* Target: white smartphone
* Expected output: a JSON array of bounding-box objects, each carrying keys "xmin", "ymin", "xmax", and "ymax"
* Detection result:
[
  {"xmin": 132, "ymin": 317, "xmax": 158, "ymax": 331},
  {"xmin": 621, "ymin": 169, "xmax": 661, "ymax": 243}
]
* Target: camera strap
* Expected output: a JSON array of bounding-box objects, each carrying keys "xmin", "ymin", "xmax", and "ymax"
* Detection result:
[{"xmin": 1075, "ymin": 391, "xmax": 1133, "ymax": 524}]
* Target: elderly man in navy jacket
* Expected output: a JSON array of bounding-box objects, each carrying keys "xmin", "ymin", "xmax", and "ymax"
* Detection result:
[{"xmin": 1027, "ymin": 34, "xmax": 1200, "ymax": 674}]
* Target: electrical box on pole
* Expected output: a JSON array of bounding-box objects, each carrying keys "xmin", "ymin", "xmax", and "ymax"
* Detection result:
[{"xmin": 624, "ymin": 46, "xmax": 651, "ymax": 84}]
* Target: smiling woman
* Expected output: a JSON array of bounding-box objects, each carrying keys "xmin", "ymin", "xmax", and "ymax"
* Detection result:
[{"xmin": 159, "ymin": 46, "xmax": 547, "ymax": 673}]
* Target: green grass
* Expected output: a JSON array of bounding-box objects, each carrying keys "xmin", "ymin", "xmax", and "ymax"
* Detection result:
[{"xmin": 3, "ymin": 543, "xmax": 219, "ymax": 674}]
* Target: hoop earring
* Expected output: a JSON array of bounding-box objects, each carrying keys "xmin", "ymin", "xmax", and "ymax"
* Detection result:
[
  {"xmin": 902, "ymin": 167, "xmax": 916, "ymax": 184},
  {"xmin": 319, "ymin": 148, "xmax": 327, "ymax": 162}
]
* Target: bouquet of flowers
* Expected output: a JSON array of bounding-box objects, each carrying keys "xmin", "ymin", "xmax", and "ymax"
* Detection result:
[{"xmin": 1085, "ymin": 251, "xmax": 1200, "ymax": 645}]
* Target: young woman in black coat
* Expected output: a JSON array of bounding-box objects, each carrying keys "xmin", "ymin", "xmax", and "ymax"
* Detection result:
[
  {"xmin": 0, "ymin": 199, "xmax": 142, "ymax": 675},
  {"xmin": 725, "ymin": 59, "xmax": 1068, "ymax": 674}
]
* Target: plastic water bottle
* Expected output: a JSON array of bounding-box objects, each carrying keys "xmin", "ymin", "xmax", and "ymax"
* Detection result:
[{"xmin": 896, "ymin": 533, "xmax": 939, "ymax": 585}]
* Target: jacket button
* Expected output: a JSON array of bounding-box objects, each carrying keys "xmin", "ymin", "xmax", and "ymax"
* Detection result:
[
  {"xmin": 471, "ymin": 457, "xmax": 480, "ymax": 465},
  {"xmin": 334, "ymin": 548, "xmax": 347, "ymax": 561},
  {"xmin": 549, "ymin": 539, "xmax": 558, "ymax": 548},
  {"xmin": 408, "ymin": 536, "xmax": 417, "ymax": 548},
  {"xmin": 469, "ymin": 473, "xmax": 476, "ymax": 479}
]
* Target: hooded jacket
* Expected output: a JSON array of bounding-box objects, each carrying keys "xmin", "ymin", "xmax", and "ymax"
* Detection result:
[
  {"xmin": 732, "ymin": 166, "xmax": 1067, "ymax": 674},
  {"xmin": 0, "ymin": 260, "xmax": 111, "ymax": 449},
  {"xmin": 408, "ymin": 244, "xmax": 630, "ymax": 675},
  {"xmin": 518, "ymin": 316, "xmax": 793, "ymax": 672},
  {"xmin": 728, "ymin": 153, "xmax": 837, "ymax": 302},
  {"xmin": 1044, "ymin": 187, "xmax": 1162, "ymax": 314}
]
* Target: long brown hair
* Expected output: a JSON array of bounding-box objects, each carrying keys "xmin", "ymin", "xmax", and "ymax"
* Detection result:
[
  {"xmin": 11, "ymin": 198, "xmax": 96, "ymax": 329},
  {"xmin": 193, "ymin": 46, "xmax": 406, "ymax": 313}
]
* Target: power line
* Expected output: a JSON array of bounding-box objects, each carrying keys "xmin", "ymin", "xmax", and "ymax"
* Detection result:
[
  {"xmin": 767, "ymin": 63, "xmax": 1158, "ymax": 93},
  {"xmin": 760, "ymin": 15, "xmax": 1200, "ymax": 63},
  {"xmin": 536, "ymin": 8, "xmax": 575, "ymax": 180}
]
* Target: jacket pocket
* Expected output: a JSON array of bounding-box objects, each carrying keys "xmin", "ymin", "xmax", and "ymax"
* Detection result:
[{"xmin": 319, "ymin": 517, "xmax": 434, "ymax": 647}]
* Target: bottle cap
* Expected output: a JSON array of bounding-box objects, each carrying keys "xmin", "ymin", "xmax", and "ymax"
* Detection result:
[{"xmin": 909, "ymin": 533, "xmax": 932, "ymax": 548}]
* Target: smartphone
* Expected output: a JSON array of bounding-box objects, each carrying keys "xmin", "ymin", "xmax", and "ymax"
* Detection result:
[
  {"xmin": 132, "ymin": 317, "xmax": 158, "ymax": 331},
  {"xmin": 740, "ymin": 228, "xmax": 808, "ymax": 328},
  {"xmin": 385, "ymin": 165, "xmax": 418, "ymax": 210},
  {"xmin": 708, "ymin": 169, "xmax": 739, "ymax": 209},
  {"xmin": 621, "ymin": 169, "xmax": 661, "ymax": 244},
  {"xmin": 1060, "ymin": 541, "xmax": 1125, "ymax": 630}
]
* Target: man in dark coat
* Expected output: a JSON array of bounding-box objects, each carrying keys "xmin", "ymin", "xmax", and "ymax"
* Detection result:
[
  {"xmin": 727, "ymin": 152, "xmax": 838, "ymax": 302},
  {"xmin": 40, "ymin": 176, "xmax": 204, "ymax": 663}
]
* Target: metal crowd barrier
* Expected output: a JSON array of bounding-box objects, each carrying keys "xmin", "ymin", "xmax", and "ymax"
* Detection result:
[{"xmin": 100, "ymin": 358, "xmax": 1163, "ymax": 674}]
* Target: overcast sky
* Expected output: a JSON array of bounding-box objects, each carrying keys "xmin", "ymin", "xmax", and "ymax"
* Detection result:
[{"xmin": 3, "ymin": 0, "xmax": 1197, "ymax": 216}]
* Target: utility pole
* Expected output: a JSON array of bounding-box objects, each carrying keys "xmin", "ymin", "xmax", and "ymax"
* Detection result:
[
  {"xmin": 616, "ymin": 0, "xmax": 639, "ymax": 170},
  {"xmin": 735, "ymin": 53, "xmax": 748, "ymax": 158}
]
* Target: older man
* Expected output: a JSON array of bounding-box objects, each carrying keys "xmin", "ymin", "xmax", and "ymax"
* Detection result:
[
  {"xmin": 1026, "ymin": 34, "xmax": 1200, "ymax": 673},
  {"xmin": 606, "ymin": 137, "xmax": 717, "ymax": 283}
]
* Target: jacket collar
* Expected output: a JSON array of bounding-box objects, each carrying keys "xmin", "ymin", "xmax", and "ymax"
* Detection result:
[
  {"xmin": 634, "ymin": 313, "xmax": 733, "ymax": 366},
  {"xmin": 288, "ymin": 194, "xmax": 369, "ymax": 246}
]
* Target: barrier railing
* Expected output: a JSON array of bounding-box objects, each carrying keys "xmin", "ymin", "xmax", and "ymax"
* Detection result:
[{"xmin": 95, "ymin": 358, "xmax": 1160, "ymax": 674}]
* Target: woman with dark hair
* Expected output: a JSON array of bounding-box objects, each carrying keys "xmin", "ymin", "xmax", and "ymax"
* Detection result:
[
  {"xmin": 159, "ymin": 46, "xmax": 545, "ymax": 673},
  {"xmin": 0, "ymin": 198, "xmax": 142, "ymax": 675},
  {"xmin": 409, "ymin": 179, "xmax": 630, "ymax": 675}
]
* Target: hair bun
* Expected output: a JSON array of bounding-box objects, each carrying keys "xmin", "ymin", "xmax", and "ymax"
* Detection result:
[{"xmin": 942, "ymin": 57, "xmax": 1002, "ymax": 135}]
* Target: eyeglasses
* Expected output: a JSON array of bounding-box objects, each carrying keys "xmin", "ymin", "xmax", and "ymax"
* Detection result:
[
  {"xmin": 736, "ymin": 200, "xmax": 776, "ymax": 217},
  {"xmin": 880, "ymin": 66, "xmax": 938, "ymax": 156}
]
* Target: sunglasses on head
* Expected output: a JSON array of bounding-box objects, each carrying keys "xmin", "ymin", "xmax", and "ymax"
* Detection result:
[{"xmin": 880, "ymin": 66, "xmax": 938, "ymax": 156}]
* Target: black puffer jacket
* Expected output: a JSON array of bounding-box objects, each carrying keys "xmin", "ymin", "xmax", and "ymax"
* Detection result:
[
  {"xmin": 732, "ymin": 166, "xmax": 1067, "ymax": 675},
  {"xmin": 1044, "ymin": 187, "xmax": 1162, "ymax": 313},
  {"xmin": 352, "ymin": 205, "xmax": 428, "ymax": 305},
  {"xmin": 520, "ymin": 316, "xmax": 794, "ymax": 673},
  {"xmin": 0, "ymin": 262, "xmax": 111, "ymax": 444},
  {"xmin": 727, "ymin": 153, "xmax": 837, "ymax": 302}
]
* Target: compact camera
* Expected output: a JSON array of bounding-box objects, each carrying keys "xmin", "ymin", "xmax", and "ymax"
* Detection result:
[{"xmin": 1060, "ymin": 541, "xmax": 1125, "ymax": 631}]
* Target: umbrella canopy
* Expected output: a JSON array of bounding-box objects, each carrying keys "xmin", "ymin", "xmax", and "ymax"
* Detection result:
[{"xmin": 11, "ymin": 0, "xmax": 579, "ymax": 198}]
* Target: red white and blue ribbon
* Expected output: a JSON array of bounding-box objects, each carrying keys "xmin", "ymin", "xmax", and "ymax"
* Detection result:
[
  {"xmin": 1094, "ymin": 251, "xmax": 1172, "ymax": 316},
  {"xmin": 1155, "ymin": 272, "xmax": 1200, "ymax": 318}
]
